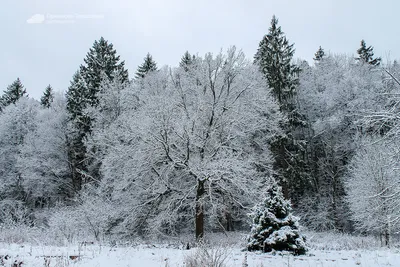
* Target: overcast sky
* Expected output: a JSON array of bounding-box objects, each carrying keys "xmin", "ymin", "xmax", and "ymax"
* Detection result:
[{"xmin": 0, "ymin": 0, "xmax": 398, "ymax": 100}]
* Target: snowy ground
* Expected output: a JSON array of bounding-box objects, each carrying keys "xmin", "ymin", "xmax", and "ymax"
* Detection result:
[
  {"xmin": 0, "ymin": 231, "xmax": 399, "ymax": 266},
  {"xmin": 1, "ymin": 242, "xmax": 400, "ymax": 266}
]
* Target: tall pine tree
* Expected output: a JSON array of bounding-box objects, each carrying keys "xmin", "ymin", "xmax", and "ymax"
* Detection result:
[
  {"xmin": 40, "ymin": 84, "xmax": 54, "ymax": 108},
  {"xmin": 80, "ymin": 36, "xmax": 129, "ymax": 106},
  {"xmin": 65, "ymin": 37, "xmax": 129, "ymax": 192},
  {"xmin": 255, "ymin": 16, "xmax": 310, "ymax": 203},
  {"xmin": 0, "ymin": 78, "xmax": 27, "ymax": 111},
  {"xmin": 254, "ymin": 15, "xmax": 300, "ymax": 109},
  {"xmin": 356, "ymin": 40, "xmax": 381, "ymax": 66},
  {"xmin": 135, "ymin": 53, "xmax": 157, "ymax": 79}
]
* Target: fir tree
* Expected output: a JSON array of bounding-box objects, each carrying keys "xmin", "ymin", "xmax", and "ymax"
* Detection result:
[
  {"xmin": 180, "ymin": 51, "xmax": 195, "ymax": 72},
  {"xmin": 313, "ymin": 46, "xmax": 325, "ymax": 61},
  {"xmin": 65, "ymin": 70, "xmax": 90, "ymax": 192},
  {"xmin": 66, "ymin": 37, "xmax": 129, "ymax": 191},
  {"xmin": 255, "ymin": 15, "xmax": 310, "ymax": 203},
  {"xmin": 135, "ymin": 53, "xmax": 157, "ymax": 79},
  {"xmin": 254, "ymin": 15, "xmax": 300, "ymax": 108},
  {"xmin": 0, "ymin": 78, "xmax": 27, "ymax": 110},
  {"xmin": 247, "ymin": 183, "xmax": 307, "ymax": 255},
  {"xmin": 80, "ymin": 36, "xmax": 129, "ymax": 107},
  {"xmin": 356, "ymin": 40, "xmax": 381, "ymax": 66},
  {"xmin": 40, "ymin": 84, "xmax": 54, "ymax": 108}
]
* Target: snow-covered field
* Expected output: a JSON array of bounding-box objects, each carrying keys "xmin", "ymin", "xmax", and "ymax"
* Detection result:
[{"xmin": 1, "ymin": 237, "xmax": 400, "ymax": 266}]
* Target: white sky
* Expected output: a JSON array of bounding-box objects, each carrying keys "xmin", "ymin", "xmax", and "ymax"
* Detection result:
[{"xmin": 0, "ymin": 0, "xmax": 398, "ymax": 99}]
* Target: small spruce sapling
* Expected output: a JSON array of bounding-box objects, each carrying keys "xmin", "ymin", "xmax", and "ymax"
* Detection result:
[{"xmin": 247, "ymin": 183, "xmax": 307, "ymax": 255}]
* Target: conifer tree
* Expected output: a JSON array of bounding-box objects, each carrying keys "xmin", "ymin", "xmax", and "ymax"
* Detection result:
[
  {"xmin": 135, "ymin": 53, "xmax": 157, "ymax": 79},
  {"xmin": 180, "ymin": 51, "xmax": 195, "ymax": 72},
  {"xmin": 0, "ymin": 78, "xmax": 27, "ymax": 110},
  {"xmin": 248, "ymin": 183, "xmax": 307, "ymax": 255},
  {"xmin": 254, "ymin": 16, "xmax": 310, "ymax": 202},
  {"xmin": 40, "ymin": 84, "xmax": 54, "ymax": 108},
  {"xmin": 254, "ymin": 15, "xmax": 300, "ymax": 108},
  {"xmin": 356, "ymin": 40, "xmax": 381, "ymax": 66},
  {"xmin": 65, "ymin": 70, "xmax": 90, "ymax": 192},
  {"xmin": 80, "ymin": 36, "xmax": 129, "ymax": 107},
  {"xmin": 66, "ymin": 37, "xmax": 129, "ymax": 191},
  {"xmin": 313, "ymin": 46, "xmax": 325, "ymax": 61}
]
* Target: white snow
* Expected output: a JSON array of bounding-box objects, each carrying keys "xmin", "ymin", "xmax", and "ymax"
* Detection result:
[{"xmin": 0, "ymin": 241, "xmax": 399, "ymax": 266}]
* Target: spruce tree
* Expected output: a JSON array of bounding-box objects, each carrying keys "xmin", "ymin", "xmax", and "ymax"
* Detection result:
[
  {"xmin": 65, "ymin": 71, "xmax": 89, "ymax": 192},
  {"xmin": 254, "ymin": 15, "xmax": 300, "ymax": 108},
  {"xmin": 135, "ymin": 53, "xmax": 157, "ymax": 79},
  {"xmin": 40, "ymin": 84, "xmax": 54, "ymax": 108},
  {"xmin": 0, "ymin": 78, "xmax": 27, "ymax": 110},
  {"xmin": 180, "ymin": 51, "xmax": 195, "ymax": 72},
  {"xmin": 313, "ymin": 46, "xmax": 325, "ymax": 61},
  {"xmin": 255, "ymin": 16, "xmax": 310, "ymax": 203},
  {"xmin": 66, "ymin": 37, "xmax": 129, "ymax": 191},
  {"xmin": 356, "ymin": 40, "xmax": 381, "ymax": 66},
  {"xmin": 80, "ymin": 36, "xmax": 129, "ymax": 107},
  {"xmin": 247, "ymin": 183, "xmax": 307, "ymax": 255}
]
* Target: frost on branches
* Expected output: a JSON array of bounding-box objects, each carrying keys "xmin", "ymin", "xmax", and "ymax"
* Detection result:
[{"xmin": 247, "ymin": 183, "xmax": 307, "ymax": 255}]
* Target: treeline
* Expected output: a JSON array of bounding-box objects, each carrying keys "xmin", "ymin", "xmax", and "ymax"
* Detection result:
[{"xmin": 0, "ymin": 15, "xmax": 399, "ymax": 244}]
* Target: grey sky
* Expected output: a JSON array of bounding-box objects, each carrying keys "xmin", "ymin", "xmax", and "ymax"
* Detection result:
[{"xmin": 0, "ymin": 0, "xmax": 398, "ymax": 100}]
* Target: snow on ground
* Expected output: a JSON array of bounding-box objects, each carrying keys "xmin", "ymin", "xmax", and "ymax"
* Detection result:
[{"xmin": 0, "ymin": 242, "xmax": 400, "ymax": 266}]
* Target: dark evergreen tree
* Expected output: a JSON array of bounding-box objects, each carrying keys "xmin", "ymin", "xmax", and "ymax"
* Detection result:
[
  {"xmin": 179, "ymin": 51, "xmax": 195, "ymax": 72},
  {"xmin": 40, "ymin": 84, "xmax": 54, "ymax": 108},
  {"xmin": 135, "ymin": 53, "xmax": 158, "ymax": 79},
  {"xmin": 254, "ymin": 15, "xmax": 300, "ymax": 108},
  {"xmin": 80, "ymin": 36, "xmax": 129, "ymax": 107},
  {"xmin": 65, "ymin": 71, "xmax": 89, "ymax": 192},
  {"xmin": 66, "ymin": 37, "xmax": 128, "ymax": 192},
  {"xmin": 0, "ymin": 78, "xmax": 27, "ymax": 110},
  {"xmin": 356, "ymin": 40, "xmax": 381, "ymax": 66},
  {"xmin": 313, "ymin": 46, "xmax": 325, "ymax": 61},
  {"xmin": 248, "ymin": 183, "xmax": 307, "ymax": 255},
  {"xmin": 255, "ymin": 16, "xmax": 310, "ymax": 203}
]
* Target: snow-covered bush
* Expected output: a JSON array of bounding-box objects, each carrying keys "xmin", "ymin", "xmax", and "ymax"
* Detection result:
[
  {"xmin": 247, "ymin": 183, "xmax": 307, "ymax": 255},
  {"xmin": 184, "ymin": 241, "xmax": 230, "ymax": 267}
]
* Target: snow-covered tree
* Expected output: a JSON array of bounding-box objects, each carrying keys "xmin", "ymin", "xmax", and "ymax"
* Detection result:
[
  {"xmin": 0, "ymin": 78, "xmax": 27, "ymax": 111},
  {"xmin": 346, "ymin": 138, "xmax": 400, "ymax": 247},
  {"xmin": 247, "ymin": 182, "xmax": 307, "ymax": 255},
  {"xmin": 95, "ymin": 47, "xmax": 282, "ymax": 240},
  {"xmin": 40, "ymin": 84, "xmax": 54, "ymax": 108},
  {"xmin": 313, "ymin": 46, "xmax": 325, "ymax": 61},
  {"xmin": 356, "ymin": 40, "xmax": 381, "ymax": 66},
  {"xmin": 0, "ymin": 98, "xmax": 39, "ymax": 221},
  {"xmin": 135, "ymin": 53, "xmax": 157, "ymax": 79},
  {"xmin": 18, "ymin": 94, "xmax": 72, "ymax": 207},
  {"xmin": 296, "ymin": 54, "xmax": 387, "ymax": 231}
]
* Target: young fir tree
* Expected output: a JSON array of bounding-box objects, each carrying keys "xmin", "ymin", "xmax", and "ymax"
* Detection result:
[
  {"xmin": 254, "ymin": 15, "xmax": 310, "ymax": 203},
  {"xmin": 356, "ymin": 40, "xmax": 381, "ymax": 66},
  {"xmin": 0, "ymin": 78, "xmax": 27, "ymax": 110},
  {"xmin": 248, "ymin": 183, "xmax": 307, "ymax": 255},
  {"xmin": 40, "ymin": 84, "xmax": 54, "ymax": 108},
  {"xmin": 313, "ymin": 46, "xmax": 325, "ymax": 61},
  {"xmin": 135, "ymin": 53, "xmax": 158, "ymax": 79},
  {"xmin": 179, "ymin": 51, "xmax": 195, "ymax": 72}
]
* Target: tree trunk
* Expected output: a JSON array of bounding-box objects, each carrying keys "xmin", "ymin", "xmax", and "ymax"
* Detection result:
[{"xmin": 195, "ymin": 179, "xmax": 205, "ymax": 241}]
